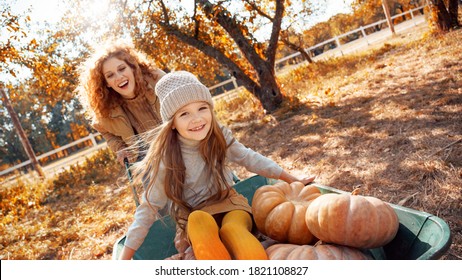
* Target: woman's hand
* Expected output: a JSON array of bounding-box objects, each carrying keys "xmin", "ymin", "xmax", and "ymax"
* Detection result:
[{"xmin": 116, "ymin": 150, "xmax": 131, "ymax": 165}]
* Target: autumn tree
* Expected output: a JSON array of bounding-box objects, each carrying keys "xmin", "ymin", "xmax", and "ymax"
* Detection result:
[
  {"xmin": 51, "ymin": 0, "xmax": 322, "ymax": 112},
  {"xmin": 302, "ymin": 21, "xmax": 333, "ymax": 46},
  {"xmin": 0, "ymin": 2, "xmax": 94, "ymax": 174},
  {"xmin": 0, "ymin": 4, "xmax": 46, "ymax": 177},
  {"xmin": 115, "ymin": 0, "xmax": 318, "ymax": 113},
  {"xmin": 132, "ymin": 23, "xmax": 226, "ymax": 89}
]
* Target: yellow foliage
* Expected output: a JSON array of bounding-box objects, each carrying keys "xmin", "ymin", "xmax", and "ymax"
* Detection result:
[{"xmin": 0, "ymin": 148, "xmax": 127, "ymax": 259}]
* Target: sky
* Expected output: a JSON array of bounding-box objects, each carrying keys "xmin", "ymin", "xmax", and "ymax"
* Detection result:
[
  {"xmin": 323, "ymin": 0, "xmax": 355, "ymax": 20},
  {"xmin": 12, "ymin": 0, "xmax": 354, "ymax": 29},
  {"xmin": 4, "ymin": 0, "xmax": 354, "ymax": 84},
  {"xmin": 5, "ymin": 0, "xmax": 355, "ymax": 73},
  {"xmin": 10, "ymin": 0, "xmax": 67, "ymax": 24}
]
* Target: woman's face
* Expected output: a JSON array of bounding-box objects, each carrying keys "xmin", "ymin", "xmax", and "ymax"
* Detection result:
[
  {"xmin": 173, "ymin": 101, "xmax": 212, "ymax": 142},
  {"xmin": 102, "ymin": 57, "xmax": 136, "ymax": 99}
]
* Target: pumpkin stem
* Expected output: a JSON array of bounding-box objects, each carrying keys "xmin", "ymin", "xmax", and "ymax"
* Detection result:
[{"xmin": 351, "ymin": 187, "xmax": 362, "ymax": 196}]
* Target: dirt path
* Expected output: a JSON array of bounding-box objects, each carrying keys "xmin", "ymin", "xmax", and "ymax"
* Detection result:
[{"xmin": 228, "ymin": 27, "xmax": 462, "ymax": 260}]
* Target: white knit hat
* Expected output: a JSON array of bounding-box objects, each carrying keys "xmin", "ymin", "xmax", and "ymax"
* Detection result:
[{"xmin": 155, "ymin": 71, "xmax": 214, "ymax": 122}]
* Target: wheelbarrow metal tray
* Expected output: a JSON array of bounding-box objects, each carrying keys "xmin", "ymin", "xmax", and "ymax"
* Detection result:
[{"xmin": 112, "ymin": 175, "xmax": 452, "ymax": 260}]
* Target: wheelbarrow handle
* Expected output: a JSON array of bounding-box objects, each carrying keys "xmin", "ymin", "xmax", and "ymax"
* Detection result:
[
  {"xmin": 124, "ymin": 158, "xmax": 133, "ymax": 182},
  {"xmin": 124, "ymin": 158, "xmax": 141, "ymax": 207}
]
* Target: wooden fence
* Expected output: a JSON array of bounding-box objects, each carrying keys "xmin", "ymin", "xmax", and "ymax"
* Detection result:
[{"xmin": 1, "ymin": 4, "xmax": 427, "ymax": 178}]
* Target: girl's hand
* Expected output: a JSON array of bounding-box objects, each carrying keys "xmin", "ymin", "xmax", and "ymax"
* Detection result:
[
  {"xmin": 299, "ymin": 175, "xmax": 316, "ymax": 185},
  {"xmin": 119, "ymin": 246, "xmax": 136, "ymax": 260},
  {"xmin": 279, "ymin": 171, "xmax": 316, "ymax": 185}
]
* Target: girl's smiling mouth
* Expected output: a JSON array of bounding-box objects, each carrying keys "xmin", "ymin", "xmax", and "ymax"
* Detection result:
[{"xmin": 190, "ymin": 124, "xmax": 205, "ymax": 131}]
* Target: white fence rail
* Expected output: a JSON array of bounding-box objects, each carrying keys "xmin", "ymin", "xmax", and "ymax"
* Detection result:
[
  {"xmin": 210, "ymin": 5, "xmax": 426, "ymax": 98},
  {"xmin": 1, "ymin": 5, "xmax": 427, "ymax": 178},
  {"xmin": 0, "ymin": 133, "xmax": 102, "ymax": 177}
]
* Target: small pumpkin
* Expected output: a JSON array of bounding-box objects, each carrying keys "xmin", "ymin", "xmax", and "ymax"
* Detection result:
[
  {"xmin": 252, "ymin": 181, "xmax": 321, "ymax": 245},
  {"xmin": 305, "ymin": 189, "xmax": 399, "ymax": 249},
  {"xmin": 266, "ymin": 243, "xmax": 372, "ymax": 260}
]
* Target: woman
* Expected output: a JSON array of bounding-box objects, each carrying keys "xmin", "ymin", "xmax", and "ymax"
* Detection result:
[{"xmin": 76, "ymin": 41, "xmax": 166, "ymax": 164}]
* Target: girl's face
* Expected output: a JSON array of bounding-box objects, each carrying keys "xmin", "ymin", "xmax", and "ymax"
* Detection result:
[
  {"xmin": 173, "ymin": 101, "xmax": 212, "ymax": 141},
  {"xmin": 102, "ymin": 57, "xmax": 136, "ymax": 99}
]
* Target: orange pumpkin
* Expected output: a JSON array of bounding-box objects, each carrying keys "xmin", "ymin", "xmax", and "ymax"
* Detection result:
[
  {"xmin": 266, "ymin": 243, "xmax": 372, "ymax": 260},
  {"xmin": 251, "ymin": 181, "xmax": 321, "ymax": 245},
  {"xmin": 305, "ymin": 189, "xmax": 399, "ymax": 249}
]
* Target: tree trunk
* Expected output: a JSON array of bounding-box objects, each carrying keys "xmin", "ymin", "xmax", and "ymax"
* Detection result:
[
  {"xmin": 448, "ymin": 0, "xmax": 460, "ymax": 27},
  {"xmin": 151, "ymin": 0, "xmax": 288, "ymax": 112},
  {"xmin": 0, "ymin": 88, "xmax": 46, "ymax": 179},
  {"xmin": 431, "ymin": 0, "xmax": 453, "ymax": 31},
  {"xmin": 382, "ymin": 0, "xmax": 396, "ymax": 35},
  {"xmin": 251, "ymin": 63, "xmax": 283, "ymax": 113},
  {"xmin": 255, "ymin": 81, "xmax": 283, "ymax": 113},
  {"xmin": 193, "ymin": 0, "xmax": 285, "ymax": 112}
]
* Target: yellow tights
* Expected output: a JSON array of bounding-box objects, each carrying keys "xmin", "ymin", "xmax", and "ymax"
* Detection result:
[{"xmin": 187, "ymin": 210, "xmax": 268, "ymax": 260}]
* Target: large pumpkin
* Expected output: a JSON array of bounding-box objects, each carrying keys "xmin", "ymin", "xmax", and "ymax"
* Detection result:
[
  {"xmin": 305, "ymin": 189, "xmax": 399, "ymax": 249},
  {"xmin": 266, "ymin": 243, "xmax": 372, "ymax": 260},
  {"xmin": 251, "ymin": 181, "xmax": 321, "ymax": 245}
]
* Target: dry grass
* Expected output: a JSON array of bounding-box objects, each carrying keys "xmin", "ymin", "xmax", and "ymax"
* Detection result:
[
  {"xmin": 0, "ymin": 150, "xmax": 137, "ymax": 259},
  {"xmin": 1, "ymin": 24, "xmax": 460, "ymax": 260},
  {"xmin": 225, "ymin": 26, "xmax": 462, "ymax": 260}
]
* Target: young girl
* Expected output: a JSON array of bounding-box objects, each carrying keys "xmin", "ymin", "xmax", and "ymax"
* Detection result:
[
  {"xmin": 75, "ymin": 41, "xmax": 165, "ymax": 165},
  {"xmin": 118, "ymin": 71, "xmax": 315, "ymax": 260}
]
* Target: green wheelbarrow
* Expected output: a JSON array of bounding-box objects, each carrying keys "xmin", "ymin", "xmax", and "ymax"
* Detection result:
[{"xmin": 112, "ymin": 175, "xmax": 452, "ymax": 260}]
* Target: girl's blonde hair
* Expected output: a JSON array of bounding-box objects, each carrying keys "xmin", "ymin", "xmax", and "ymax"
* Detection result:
[
  {"xmin": 132, "ymin": 104, "xmax": 232, "ymax": 228},
  {"xmin": 75, "ymin": 40, "xmax": 161, "ymax": 120}
]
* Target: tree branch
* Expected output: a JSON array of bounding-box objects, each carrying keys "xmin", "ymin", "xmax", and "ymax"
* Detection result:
[
  {"xmin": 193, "ymin": 0, "xmax": 200, "ymax": 38},
  {"xmin": 158, "ymin": 0, "xmax": 170, "ymax": 25},
  {"xmin": 243, "ymin": 0, "xmax": 273, "ymax": 20},
  {"xmin": 158, "ymin": 21, "xmax": 257, "ymax": 88},
  {"xmin": 266, "ymin": 0, "xmax": 284, "ymax": 67},
  {"xmin": 196, "ymin": 0, "xmax": 263, "ymax": 67}
]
